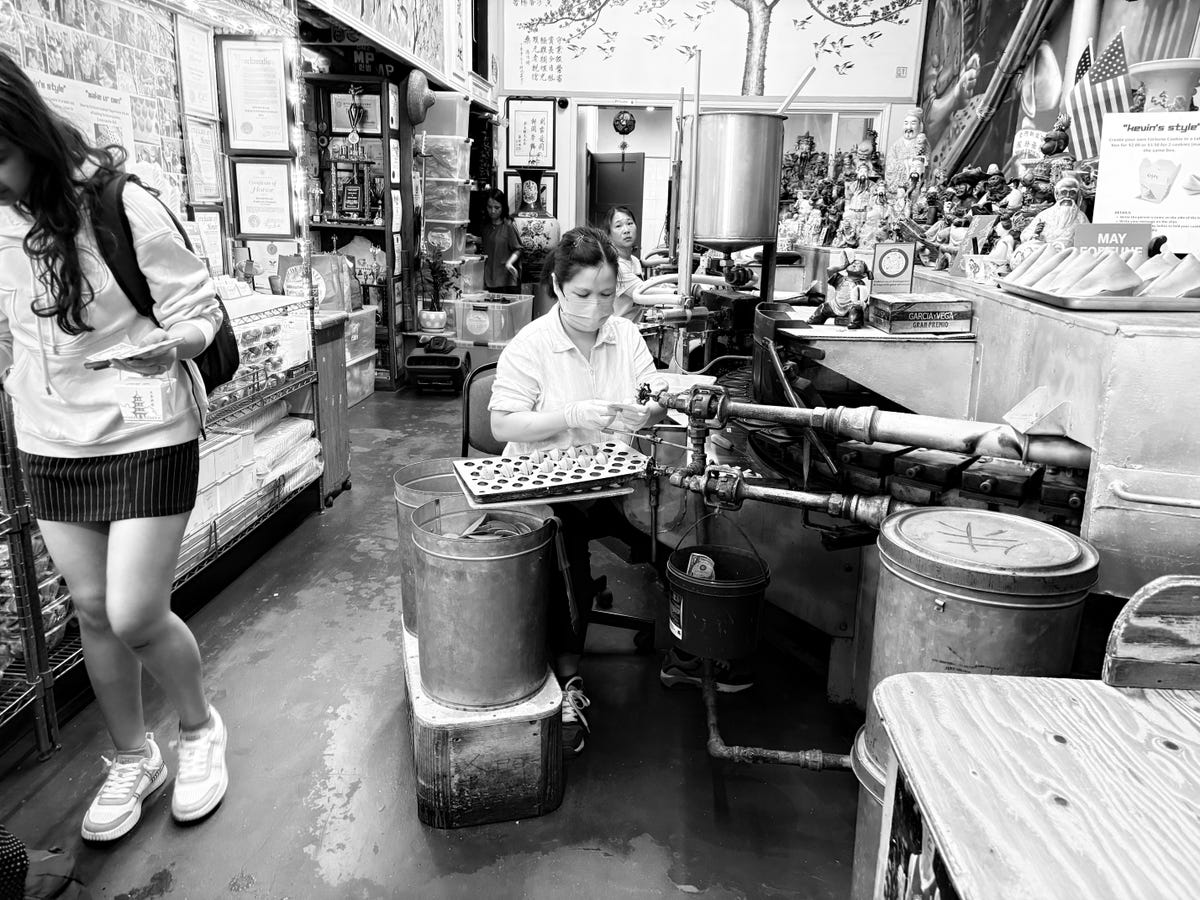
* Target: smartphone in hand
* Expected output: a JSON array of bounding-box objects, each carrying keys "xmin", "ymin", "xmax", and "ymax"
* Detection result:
[{"xmin": 83, "ymin": 337, "xmax": 185, "ymax": 371}]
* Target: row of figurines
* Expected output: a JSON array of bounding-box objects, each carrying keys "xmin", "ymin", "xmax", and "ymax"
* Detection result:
[{"xmin": 779, "ymin": 112, "xmax": 1092, "ymax": 267}]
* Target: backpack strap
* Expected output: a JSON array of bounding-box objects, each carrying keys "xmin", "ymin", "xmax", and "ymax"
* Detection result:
[{"xmin": 91, "ymin": 174, "xmax": 162, "ymax": 324}]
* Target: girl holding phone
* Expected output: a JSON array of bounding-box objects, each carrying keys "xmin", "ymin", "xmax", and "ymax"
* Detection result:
[{"xmin": 0, "ymin": 53, "xmax": 228, "ymax": 842}]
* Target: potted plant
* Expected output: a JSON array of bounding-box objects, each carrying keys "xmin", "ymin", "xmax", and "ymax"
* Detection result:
[{"xmin": 418, "ymin": 247, "xmax": 458, "ymax": 333}]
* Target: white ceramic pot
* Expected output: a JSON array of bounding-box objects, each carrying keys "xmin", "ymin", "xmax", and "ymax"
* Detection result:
[
  {"xmin": 418, "ymin": 309, "xmax": 448, "ymax": 333},
  {"xmin": 1129, "ymin": 58, "xmax": 1200, "ymax": 112}
]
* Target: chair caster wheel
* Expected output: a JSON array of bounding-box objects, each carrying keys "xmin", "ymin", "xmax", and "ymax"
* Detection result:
[{"xmin": 633, "ymin": 628, "xmax": 655, "ymax": 654}]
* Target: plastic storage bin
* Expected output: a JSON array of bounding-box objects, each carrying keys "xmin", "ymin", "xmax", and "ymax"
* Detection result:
[
  {"xmin": 417, "ymin": 135, "xmax": 472, "ymax": 180},
  {"xmin": 424, "ymin": 219, "xmax": 468, "ymax": 261},
  {"xmin": 451, "ymin": 293, "xmax": 534, "ymax": 344},
  {"xmin": 419, "ymin": 92, "xmax": 470, "ymax": 136},
  {"xmin": 457, "ymin": 255, "xmax": 486, "ymax": 293},
  {"xmin": 424, "ymin": 178, "xmax": 471, "ymax": 219},
  {"xmin": 345, "ymin": 304, "xmax": 378, "ymax": 362},
  {"xmin": 347, "ymin": 351, "xmax": 377, "ymax": 407}
]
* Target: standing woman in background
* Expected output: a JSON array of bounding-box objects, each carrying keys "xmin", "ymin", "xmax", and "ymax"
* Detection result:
[
  {"xmin": 0, "ymin": 54, "xmax": 228, "ymax": 842},
  {"xmin": 604, "ymin": 206, "xmax": 645, "ymax": 322},
  {"xmin": 480, "ymin": 187, "xmax": 522, "ymax": 294}
]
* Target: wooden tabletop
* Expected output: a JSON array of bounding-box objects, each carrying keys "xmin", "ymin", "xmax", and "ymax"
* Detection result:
[{"xmin": 875, "ymin": 673, "xmax": 1200, "ymax": 900}]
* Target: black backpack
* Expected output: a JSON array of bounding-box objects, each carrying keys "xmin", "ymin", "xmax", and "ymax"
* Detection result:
[{"xmin": 90, "ymin": 173, "xmax": 239, "ymax": 394}]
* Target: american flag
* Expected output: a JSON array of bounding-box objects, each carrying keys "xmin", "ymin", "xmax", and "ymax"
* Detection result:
[
  {"xmin": 1064, "ymin": 32, "xmax": 1131, "ymax": 160},
  {"xmin": 1073, "ymin": 43, "xmax": 1092, "ymax": 84}
]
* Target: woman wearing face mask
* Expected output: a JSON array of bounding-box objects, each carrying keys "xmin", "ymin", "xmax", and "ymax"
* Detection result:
[
  {"xmin": 489, "ymin": 227, "xmax": 668, "ymax": 757},
  {"xmin": 603, "ymin": 206, "xmax": 644, "ymax": 322},
  {"xmin": 479, "ymin": 188, "xmax": 522, "ymax": 294}
]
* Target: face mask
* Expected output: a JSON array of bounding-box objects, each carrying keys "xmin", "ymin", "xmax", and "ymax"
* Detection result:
[{"xmin": 557, "ymin": 294, "xmax": 613, "ymax": 333}]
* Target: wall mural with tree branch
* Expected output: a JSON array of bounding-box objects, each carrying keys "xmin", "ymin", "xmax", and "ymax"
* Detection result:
[{"xmin": 502, "ymin": 0, "xmax": 926, "ymax": 99}]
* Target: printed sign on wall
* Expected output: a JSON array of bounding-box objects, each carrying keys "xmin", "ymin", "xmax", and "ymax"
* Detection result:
[{"xmin": 1094, "ymin": 112, "xmax": 1200, "ymax": 253}]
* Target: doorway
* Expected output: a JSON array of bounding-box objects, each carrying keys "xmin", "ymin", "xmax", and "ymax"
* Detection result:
[{"xmin": 587, "ymin": 151, "xmax": 645, "ymax": 251}]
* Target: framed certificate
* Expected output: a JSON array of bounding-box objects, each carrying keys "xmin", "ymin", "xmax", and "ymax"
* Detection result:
[
  {"xmin": 218, "ymin": 38, "xmax": 290, "ymax": 154},
  {"xmin": 184, "ymin": 117, "xmax": 223, "ymax": 203},
  {"xmin": 231, "ymin": 159, "xmax": 295, "ymax": 239},
  {"xmin": 177, "ymin": 19, "xmax": 218, "ymax": 120},
  {"xmin": 330, "ymin": 92, "xmax": 382, "ymax": 135}
]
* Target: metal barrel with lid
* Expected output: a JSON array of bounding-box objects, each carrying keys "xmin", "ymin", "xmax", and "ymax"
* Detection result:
[{"xmin": 850, "ymin": 507, "xmax": 1099, "ymax": 900}]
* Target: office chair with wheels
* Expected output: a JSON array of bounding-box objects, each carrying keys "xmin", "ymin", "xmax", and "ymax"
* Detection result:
[
  {"xmin": 461, "ymin": 362, "xmax": 505, "ymax": 457},
  {"xmin": 459, "ymin": 360, "xmax": 655, "ymax": 649}
]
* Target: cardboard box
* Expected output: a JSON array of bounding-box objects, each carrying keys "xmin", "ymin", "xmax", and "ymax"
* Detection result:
[{"xmin": 868, "ymin": 293, "xmax": 973, "ymax": 334}]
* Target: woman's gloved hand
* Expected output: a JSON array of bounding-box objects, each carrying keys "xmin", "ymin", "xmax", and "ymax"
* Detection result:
[
  {"xmin": 609, "ymin": 377, "xmax": 670, "ymax": 433},
  {"xmin": 563, "ymin": 399, "xmax": 620, "ymax": 431}
]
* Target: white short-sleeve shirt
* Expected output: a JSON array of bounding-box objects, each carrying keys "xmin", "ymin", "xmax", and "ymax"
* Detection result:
[
  {"xmin": 489, "ymin": 305, "xmax": 657, "ymax": 456},
  {"xmin": 614, "ymin": 255, "xmax": 644, "ymax": 322}
]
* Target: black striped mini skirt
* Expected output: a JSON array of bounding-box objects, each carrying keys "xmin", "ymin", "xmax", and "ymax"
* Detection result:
[{"xmin": 19, "ymin": 440, "xmax": 199, "ymax": 523}]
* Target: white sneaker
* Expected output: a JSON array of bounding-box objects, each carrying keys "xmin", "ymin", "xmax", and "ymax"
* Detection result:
[
  {"xmin": 561, "ymin": 676, "xmax": 591, "ymax": 758},
  {"xmin": 81, "ymin": 734, "xmax": 168, "ymax": 841},
  {"xmin": 171, "ymin": 706, "xmax": 228, "ymax": 823}
]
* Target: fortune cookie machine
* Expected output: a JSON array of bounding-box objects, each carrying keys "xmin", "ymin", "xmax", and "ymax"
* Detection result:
[{"xmin": 622, "ymin": 57, "xmax": 1200, "ymax": 721}]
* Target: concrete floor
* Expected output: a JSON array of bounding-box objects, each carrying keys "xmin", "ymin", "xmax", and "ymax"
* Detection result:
[{"xmin": 0, "ymin": 389, "xmax": 862, "ymax": 899}]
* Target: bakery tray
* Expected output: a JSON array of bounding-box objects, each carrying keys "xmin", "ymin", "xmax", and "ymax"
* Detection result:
[
  {"xmin": 998, "ymin": 279, "xmax": 1200, "ymax": 312},
  {"xmin": 452, "ymin": 442, "xmax": 649, "ymax": 505}
]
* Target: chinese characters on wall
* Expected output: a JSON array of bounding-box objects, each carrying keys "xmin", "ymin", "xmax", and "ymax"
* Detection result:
[{"xmin": 517, "ymin": 33, "xmax": 563, "ymax": 87}]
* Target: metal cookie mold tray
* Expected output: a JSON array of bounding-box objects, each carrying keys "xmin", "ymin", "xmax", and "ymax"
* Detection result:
[{"xmin": 453, "ymin": 442, "xmax": 649, "ymax": 504}]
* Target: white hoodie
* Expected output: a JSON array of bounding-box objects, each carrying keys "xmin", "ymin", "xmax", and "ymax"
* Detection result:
[{"xmin": 0, "ymin": 182, "xmax": 221, "ymax": 458}]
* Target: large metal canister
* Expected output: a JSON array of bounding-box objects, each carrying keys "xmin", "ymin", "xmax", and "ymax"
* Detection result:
[
  {"xmin": 680, "ymin": 112, "xmax": 785, "ymax": 254},
  {"xmin": 393, "ymin": 459, "xmax": 464, "ymax": 636},
  {"xmin": 849, "ymin": 726, "xmax": 886, "ymax": 900},
  {"xmin": 851, "ymin": 507, "xmax": 1099, "ymax": 900},
  {"xmin": 411, "ymin": 496, "xmax": 555, "ymax": 708}
]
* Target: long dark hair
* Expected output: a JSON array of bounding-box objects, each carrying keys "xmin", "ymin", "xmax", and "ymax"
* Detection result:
[
  {"xmin": 0, "ymin": 52, "xmax": 127, "ymax": 335},
  {"xmin": 482, "ymin": 187, "xmax": 512, "ymax": 222},
  {"xmin": 539, "ymin": 227, "xmax": 618, "ymax": 295}
]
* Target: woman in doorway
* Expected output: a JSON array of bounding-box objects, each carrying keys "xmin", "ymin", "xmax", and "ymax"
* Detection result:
[
  {"xmin": 604, "ymin": 206, "xmax": 645, "ymax": 321},
  {"xmin": 0, "ymin": 53, "xmax": 228, "ymax": 841},
  {"xmin": 480, "ymin": 187, "xmax": 522, "ymax": 294},
  {"xmin": 489, "ymin": 227, "xmax": 668, "ymax": 757}
]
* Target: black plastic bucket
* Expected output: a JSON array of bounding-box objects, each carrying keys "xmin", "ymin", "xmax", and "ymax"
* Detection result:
[{"xmin": 665, "ymin": 517, "xmax": 770, "ymax": 659}]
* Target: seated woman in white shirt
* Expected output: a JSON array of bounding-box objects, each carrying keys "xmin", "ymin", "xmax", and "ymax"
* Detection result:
[
  {"xmin": 489, "ymin": 227, "xmax": 668, "ymax": 757},
  {"xmin": 604, "ymin": 206, "xmax": 645, "ymax": 322}
]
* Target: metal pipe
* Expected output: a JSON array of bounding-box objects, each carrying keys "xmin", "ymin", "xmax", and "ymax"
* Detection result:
[
  {"xmin": 1110, "ymin": 481, "xmax": 1200, "ymax": 510},
  {"xmin": 680, "ymin": 51, "xmax": 702, "ymax": 301},
  {"xmin": 737, "ymin": 483, "xmax": 917, "ymax": 529},
  {"xmin": 703, "ymin": 661, "xmax": 851, "ymax": 770},
  {"xmin": 670, "ymin": 395, "xmax": 1091, "ymax": 469}
]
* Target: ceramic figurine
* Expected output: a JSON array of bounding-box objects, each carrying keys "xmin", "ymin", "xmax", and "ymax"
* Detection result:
[
  {"xmin": 1019, "ymin": 174, "xmax": 1089, "ymax": 247},
  {"xmin": 1030, "ymin": 114, "xmax": 1077, "ymax": 187},
  {"xmin": 809, "ymin": 256, "xmax": 870, "ymax": 329},
  {"xmin": 1002, "ymin": 176, "xmax": 1025, "ymax": 211},
  {"xmin": 886, "ymin": 108, "xmax": 930, "ymax": 199}
]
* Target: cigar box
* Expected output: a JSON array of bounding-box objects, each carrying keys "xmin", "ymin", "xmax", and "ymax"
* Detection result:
[{"xmin": 867, "ymin": 292, "xmax": 974, "ymax": 334}]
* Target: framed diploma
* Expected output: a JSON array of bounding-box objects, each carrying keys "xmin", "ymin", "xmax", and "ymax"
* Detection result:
[
  {"xmin": 176, "ymin": 19, "xmax": 218, "ymax": 120},
  {"xmin": 184, "ymin": 118, "xmax": 223, "ymax": 203},
  {"xmin": 218, "ymin": 38, "xmax": 290, "ymax": 154},
  {"xmin": 231, "ymin": 159, "xmax": 295, "ymax": 239}
]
